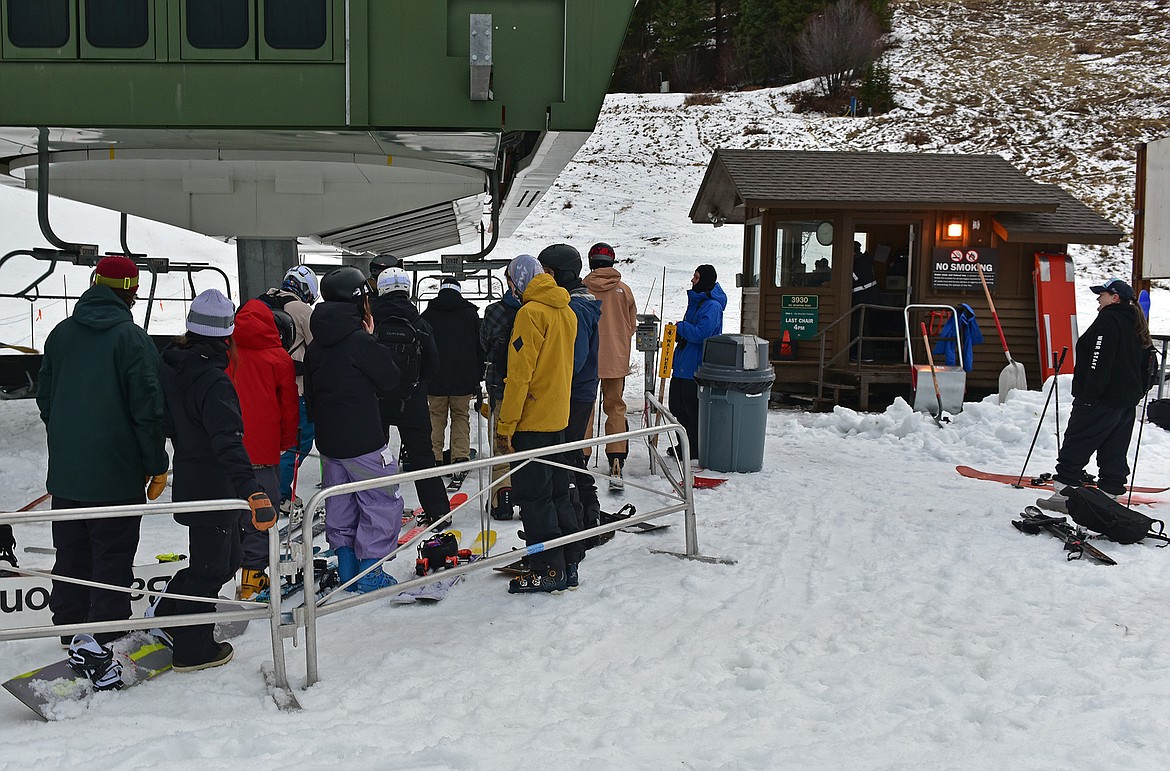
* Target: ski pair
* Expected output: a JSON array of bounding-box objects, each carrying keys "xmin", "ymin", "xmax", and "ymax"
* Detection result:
[{"xmin": 1012, "ymin": 506, "xmax": 1116, "ymax": 565}]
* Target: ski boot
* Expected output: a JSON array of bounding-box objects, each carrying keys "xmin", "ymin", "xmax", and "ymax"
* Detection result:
[
  {"xmin": 172, "ymin": 641, "xmax": 234, "ymax": 673},
  {"xmin": 68, "ymin": 634, "xmax": 124, "ymax": 691},
  {"xmin": 351, "ymin": 558, "xmax": 399, "ymax": 593},
  {"xmin": 237, "ymin": 568, "xmax": 270, "ymax": 601},
  {"xmin": 490, "ymin": 487, "xmax": 514, "ymax": 521},
  {"xmin": 507, "ymin": 566, "xmax": 567, "ymax": 594},
  {"xmin": 608, "ymin": 458, "xmax": 624, "ymax": 493}
]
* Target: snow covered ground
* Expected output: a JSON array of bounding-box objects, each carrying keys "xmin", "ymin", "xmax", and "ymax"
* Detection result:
[{"xmin": 3, "ymin": 0, "xmax": 1170, "ymax": 766}]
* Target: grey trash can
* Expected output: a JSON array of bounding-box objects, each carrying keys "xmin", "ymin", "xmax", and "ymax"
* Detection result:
[{"xmin": 694, "ymin": 334, "xmax": 775, "ymax": 473}]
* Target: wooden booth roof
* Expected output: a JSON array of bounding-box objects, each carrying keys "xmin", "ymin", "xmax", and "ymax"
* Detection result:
[{"xmin": 690, "ymin": 149, "xmax": 1123, "ymax": 244}]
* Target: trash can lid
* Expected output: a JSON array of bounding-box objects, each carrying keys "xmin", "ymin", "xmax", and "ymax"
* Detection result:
[
  {"xmin": 695, "ymin": 362, "xmax": 776, "ymax": 383},
  {"xmin": 701, "ymin": 334, "xmax": 771, "ymax": 371}
]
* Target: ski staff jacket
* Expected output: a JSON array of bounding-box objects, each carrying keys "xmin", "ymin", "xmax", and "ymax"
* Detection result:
[
  {"xmin": 480, "ymin": 292, "xmax": 522, "ymax": 404},
  {"xmin": 497, "ymin": 274, "xmax": 576, "ymax": 437},
  {"xmin": 304, "ymin": 301, "xmax": 399, "ymax": 460},
  {"xmin": 161, "ymin": 339, "xmax": 261, "ymax": 527},
  {"xmin": 672, "ymin": 283, "xmax": 727, "ymax": 380},
  {"xmin": 421, "ymin": 288, "xmax": 483, "ymax": 396},
  {"xmin": 37, "ymin": 284, "xmax": 169, "ymax": 502},
  {"xmin": 1072, "ymin": 302, "xmax": 1154, "ymax": 408},
  {"xmin": 933, "ymin": 303, "xmax": 984, "ymax": 372},
  {"xmin": 566, "ymin": 282, "xmax": 601, "ymax": 402},
  {"xmin": 261, "ymin": 287, "xmax": 313, "ymax": 394},
  {"xmin": 583, "ymin": 266, "xmax": 638, "ymax": 379},
  {"xmin": 227, "ymin": 300, "xmax": 299, "ymax": 465}
]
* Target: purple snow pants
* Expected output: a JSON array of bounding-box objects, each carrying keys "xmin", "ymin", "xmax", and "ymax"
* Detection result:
[{"xmin": 321, "ymin": 447, "xmax": 404, "ymax": 560}]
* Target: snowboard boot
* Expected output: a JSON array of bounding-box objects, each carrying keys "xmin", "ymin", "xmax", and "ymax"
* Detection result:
[
  {"xmin": 608, "ymin": 458, "xmax": 624, "ymax": 493},
  {"xmin": 507, "ymin": 566, "xmax": 568, "ymax": 594},
  {"xmin": 565, "ymin": 562, "xmax": 579, "ymax": 591},
  {"xmin": 68, "ymin": 634, "xmax": 124, "ymax": 690},
  {"xmin": 490, "ymin": 487, "xmax": 514, "ymax": 521},
  {"xmin": 336, "ymin": 546, "xmax": 358, "ymax": 587},
  {"xmin": 352, "ymin": 558, "xmax": 399, "ymax": 593},
  {"xmin": 451, "ymin": 458, "xmax": 471, "ymax": 484},
  {"xmin": 172, "ymin": 641, "xmax": 234, "ymax": 673},
  {"xmin": 237, "ymin": 568, "xmax": 270, "ymax": 601}
]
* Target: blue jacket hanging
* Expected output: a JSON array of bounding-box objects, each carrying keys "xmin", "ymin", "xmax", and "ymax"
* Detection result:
[{"xmin": 933, "ymin": 303, "xmax": 983, "ymax": 371}]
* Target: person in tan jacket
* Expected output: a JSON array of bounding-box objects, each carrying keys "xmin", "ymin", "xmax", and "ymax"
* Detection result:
[
  {"xmin": 582, "ymin": 243, "xmax": 638, "ymax": 486},
  {"xmin": 496, "ymin": 254, "xmax": 578, "ymax": 593}
]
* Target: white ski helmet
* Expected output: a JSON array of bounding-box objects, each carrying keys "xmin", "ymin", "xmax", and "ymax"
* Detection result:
[
  {"xmin": 376, "ymin": 267, "xmax": 411, "ymax": 296},
  {"xmin": 282, "ymin": 265, "xmax": 319, "ymax": 303}
]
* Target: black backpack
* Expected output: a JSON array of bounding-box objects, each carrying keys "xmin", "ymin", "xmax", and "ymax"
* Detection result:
[
  {"xmin": 1066, "ymin": 486, "xmax": 1165, "ymax": 544},
  {"xmin": 1149, "ymin": 399, "xmax": 1170, "ymax": 432},
  {"xmin": 374, "ymin": 314, "xmax": 423, "ymax": 398},
  {"xmin": 255, "ymin": 293, "xmax": 298, "ymax": 355}
]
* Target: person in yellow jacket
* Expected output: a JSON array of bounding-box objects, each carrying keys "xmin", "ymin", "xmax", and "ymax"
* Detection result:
[{"xmin": 496, "ymin": 253, "xmax": 578, "ymax": 593}]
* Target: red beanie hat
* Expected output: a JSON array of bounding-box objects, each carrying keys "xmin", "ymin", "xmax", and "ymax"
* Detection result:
[{"xmin": 93, "ymin": 256, "xmax": 139, "ymax": 292}]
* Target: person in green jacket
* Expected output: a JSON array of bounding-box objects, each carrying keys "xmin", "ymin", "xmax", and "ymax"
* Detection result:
[{"xmin": 37, "ymin": 255, "xmax": 169, "ymax": 648}]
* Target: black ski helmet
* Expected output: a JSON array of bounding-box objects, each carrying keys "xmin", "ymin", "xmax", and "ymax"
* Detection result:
[
  {"xmin": 369, "ymin": 254, "xmax": 401, "ymax": 278},
  {"xmin": 320, "ymin": 266, "xmax": 372, "ymax": 303},
  {"xmin": 537, "ymin": 243, "xmax": 582, "ymax": 287},
  {"xmin": 588, "ymin": 242, "xmax": 616, "ymax": 269}
]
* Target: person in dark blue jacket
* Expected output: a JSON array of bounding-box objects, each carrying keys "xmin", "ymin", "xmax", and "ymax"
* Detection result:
[
  {"xmin": 538, "ymin": 244, "xmax": 601, "ymax": 583},
  {"xmin": 669, "ymin": 264, "xmax": 727, "ymax": 459}
]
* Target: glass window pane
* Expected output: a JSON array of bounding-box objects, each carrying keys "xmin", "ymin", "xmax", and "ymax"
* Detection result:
[
  {"xmin": 264, "ymin": 0, "xmax": 326, "ymax": 50},
  {"xmin": 747, "ymin": 223, "xmax": 761, "ymax": 288},
  {"xmin": 85, "ymin": 0, "xmax": 148, "ymax": 49},
  {"xmin": 774, "ymin": 222, "xmax": 832, "ymax": 288},
  {"xmin": 186, "ymin": 0, "xmax": 249, "ymax": 49},
  {"xmin": 7, "ymin": 0, "xmax": 70, "ymax": 48}
]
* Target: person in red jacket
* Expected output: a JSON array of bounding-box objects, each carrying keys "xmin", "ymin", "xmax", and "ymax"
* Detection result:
[{"xmin": 227, "ymin": 300, "xmax": 299, "ymax": 598}]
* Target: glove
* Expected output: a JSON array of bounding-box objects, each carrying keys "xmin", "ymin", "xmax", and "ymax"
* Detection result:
[
  {"xmin": 247, "ymin": 492, "xmax": 278, "ymax": 532},
  {"xmin": 479, "ymin": 402, "xmax": 491, "ymax": 420},
  {"xmin": 145, "ymin": 472, "xmax": 168, "ymax": 501},
  {"xmin": 494, "ymin": 433, "xmax": 513, "ymax": 456}
]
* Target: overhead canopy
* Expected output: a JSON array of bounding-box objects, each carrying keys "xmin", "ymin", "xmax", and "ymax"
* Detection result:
[{"xmin": 691, "ymin": 149, "xmax": 1123, "ymax": 244}]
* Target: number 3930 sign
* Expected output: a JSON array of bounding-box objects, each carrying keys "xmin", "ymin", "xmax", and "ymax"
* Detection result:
[{"xmin": 781, "ymin": 294, "xmax": 819, "ymax": 340}]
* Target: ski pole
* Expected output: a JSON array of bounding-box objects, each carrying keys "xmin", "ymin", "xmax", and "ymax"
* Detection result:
[
  {"xmin": 593, "ymin": 379, "xmax": 602, "ymax": 468},
  {"xmin": 1053, "ymin": 352, "xmax": 1061, "ymax": 447},
  {"xmin": 1016, "ymin": 346, "xmax": 1068, "ymax": 488},
  {"xmin": 1124, "ymin": 350, "xmax": 1156, "ymax": 509}
]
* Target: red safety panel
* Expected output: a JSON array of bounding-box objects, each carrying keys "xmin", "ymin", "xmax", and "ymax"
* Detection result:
[{"xmin": 1033, "ymin": 252, "xmax": 1077, "ymax": 379}]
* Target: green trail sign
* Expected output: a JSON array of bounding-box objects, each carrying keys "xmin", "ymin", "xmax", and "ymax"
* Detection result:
[{"xmin": 781, "ymin": 294, "xmax": 819, "ymax": 340}]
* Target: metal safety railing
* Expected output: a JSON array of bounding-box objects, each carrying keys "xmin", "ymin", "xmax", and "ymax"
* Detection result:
[
  {"xmin": 1, "ymin": 393, "xmax": 719, "ymax": 707},
  {"xmin": 287, "ymin": 391, "xmax": 703, "ymax": 688}
]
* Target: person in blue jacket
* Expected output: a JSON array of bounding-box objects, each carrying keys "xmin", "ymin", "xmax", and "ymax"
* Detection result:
[{"xmin": 669, "ymin": 264, "xmax": 727, "ymax": 460}]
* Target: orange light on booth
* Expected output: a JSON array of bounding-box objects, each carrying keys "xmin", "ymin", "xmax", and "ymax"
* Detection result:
[{"xmin": 945, "ymin": 219, "xmax": 964, "ymax": 239}]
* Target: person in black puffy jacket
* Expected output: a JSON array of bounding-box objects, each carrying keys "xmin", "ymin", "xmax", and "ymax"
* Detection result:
[
  {"xmin": 421, "ymin": 278, "xmax": 483, "ymax": 466},
  {"xmin": 304, "ymin": 267, "xmax": 405, "ymax": 594},
  {"xmin": 155, "ymin": 289, "xmax": 276, "ymax": 673},
  {"xmin": 1043, "ymin": 279, "xmax": 1156, "ymax": 509}
]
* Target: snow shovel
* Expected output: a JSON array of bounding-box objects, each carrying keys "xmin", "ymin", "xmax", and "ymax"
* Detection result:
[
  {"xmin": 920, "ymin": 322, "xmax": 949, "ymax": 425},
  {"xmin": 976, "ymin": 263, "xmax": 1027, "ymax": 402}
]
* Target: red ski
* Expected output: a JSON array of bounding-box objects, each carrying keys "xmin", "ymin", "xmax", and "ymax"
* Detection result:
[
  {"xmin": 398, "ymin": 493, "xmax": 468, "ymax": 546},
  {"xmin": 956, "ymin": 466, "xmax": 1166, "ymax": 504},
  {"xmin": 693, "ymin": 476, "xmax": 728, "ymax": 490}
]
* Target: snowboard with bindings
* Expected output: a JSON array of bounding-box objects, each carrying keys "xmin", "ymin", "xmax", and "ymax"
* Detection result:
[
  {"xmin": 957, "ymin": 465, "xmax": 1166, "ymax": 497},
  {"xmin": 394, "ymin": 530, "xmax": 474, "ymax": 604},
  {"xmin": 3, "ymin": 630, "xmax": 172, "ymax": 720},
  {"xmin": 1012, "ymin": 506, "xmax": 1117, "ymax": 565}
]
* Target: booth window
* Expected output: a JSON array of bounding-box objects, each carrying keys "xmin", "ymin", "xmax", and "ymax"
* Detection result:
[
  {"xmin": 746, "ymin": 222, "xmax": 761, "ymax": 288},
  {"xmin": 6, "ymin": 0, "xmax": 70, "ymax": 48},
  {"xmin": 186, "ymin": 0, "xmax": 250, "ymax": 49},
  {"xmin": 774, "ymin": 221, "xmax": 833, "ymax": 288},
  {"xmin": 84, "ymin": 0, "xmax": 148, "ymax": 48},
  {"xmin": 265, "ymin": 0, "xmax": 326, "ymax": 49}
]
